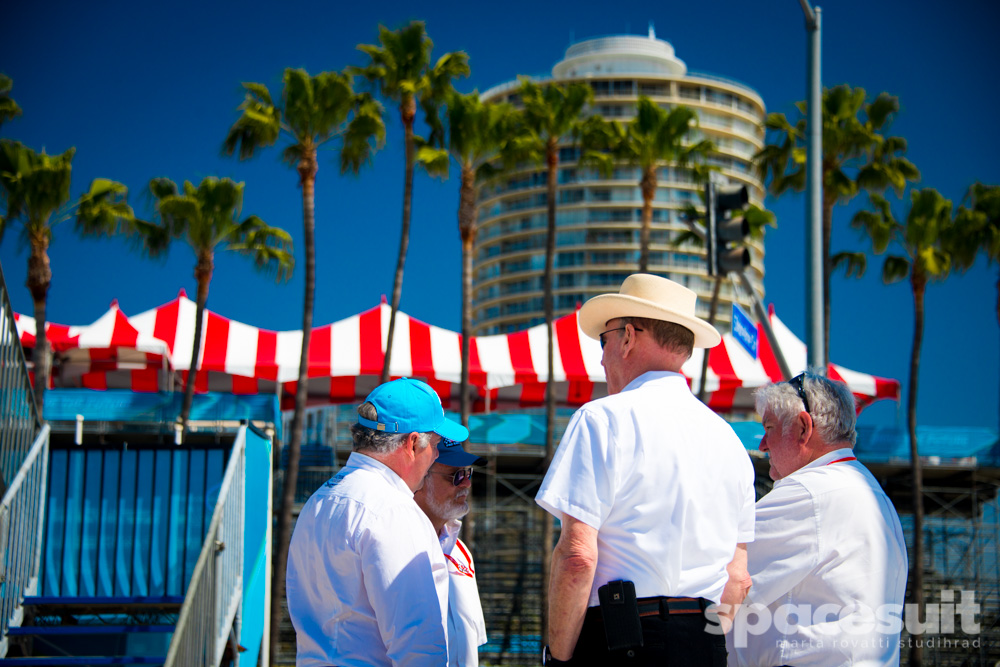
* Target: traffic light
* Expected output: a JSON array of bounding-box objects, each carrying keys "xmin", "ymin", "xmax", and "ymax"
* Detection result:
[{"xmin": 705, "ymin": 183, "xmax": 751, "ymax": 276}]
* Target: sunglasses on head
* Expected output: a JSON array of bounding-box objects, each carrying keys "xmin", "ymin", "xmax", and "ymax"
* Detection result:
[
  {"xmin": 787, "ymin": 373, "xmax": 811, "ymax": 415},
  {"xmin": 598, "ymin": 325, "xmax": 644, "ymax": 349},
  {"xmin": 430, "ymin": 467, "xmax": 473, "ymax": 486}
]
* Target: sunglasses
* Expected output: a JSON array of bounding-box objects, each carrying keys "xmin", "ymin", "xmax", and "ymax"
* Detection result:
[
  {"xmin": 598, "ymin": 325, "xmax": 644, "ymax": 349},
  {"xmin": 787, "ymin": 373, "xmax": 811, "ymax": 415},
  {"xmin": 430, "ymin": 467, "xmax": 473, "ymax": 486}
]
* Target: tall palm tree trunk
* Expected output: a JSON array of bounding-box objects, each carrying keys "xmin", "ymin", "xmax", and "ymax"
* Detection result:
[
  {"xmin": 271, "ymin": 155, "xmax": 318, "ymax": 664},
  {"xmin": 541, "ymin": 139, "xmax": 559, "ymax": 646},
  {"xmin": 179, "ymin": 253, "xmax": 212, "ymax": 434},
  {"xmin": 697, "ymin": 276, "xmax": 723, "ymax": 403},
  {"xmin": 459, "ymin": 165, "xmax": 477, "ymax": 426},
  {"xmin": 27, "ymin": 241, "xmax": 52, "ymax": 417},
  {"xmin": 908, "ymin": 272, "xmax": 926, "ymax": 667},
  {"xmin": 638, "ymin": 169, "xmax": 656, "ymax": 273},
  {"xmin": 383, "ymin": 102, "xmax": 416, "ymax": 383}
]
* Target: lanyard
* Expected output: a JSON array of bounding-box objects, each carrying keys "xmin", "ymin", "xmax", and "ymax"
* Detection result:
[{"xmin": 826, "ymin": 456, "xmax": 857, "ymax": 465}]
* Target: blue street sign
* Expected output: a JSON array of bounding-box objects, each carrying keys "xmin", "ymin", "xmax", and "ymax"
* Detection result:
[{"xmin": 731, "ymin": 303, "xmax": 758, "ymax": 359}]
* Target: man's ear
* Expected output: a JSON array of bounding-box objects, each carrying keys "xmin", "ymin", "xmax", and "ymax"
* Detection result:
[
  {"xmin": 795, "ymin": 411, "xmax": 813, "ymax": 446},
  {"xmin": 621, "ymin": 323, "xmax": 638, "ymax": 358},
  {"xmin": 404, "ymin": 431, "xmax": 422, "ymax": 460}
]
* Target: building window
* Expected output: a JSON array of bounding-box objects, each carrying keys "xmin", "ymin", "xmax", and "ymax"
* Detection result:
[
  {"xmin": 679, "ymin": 85, "xmax": 701, "ymax": 100},
  {"xmin": 638, "ymin": 82, "xmax": 667, "ymax": 96},
  {"xmin": 612, "ymin": 80, "xmax": 634, "ymax": 95}
]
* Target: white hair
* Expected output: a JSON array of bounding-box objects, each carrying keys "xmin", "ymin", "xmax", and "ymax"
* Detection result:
[{"xmin": 754, "ymin": 372, "xmax": 857, "ymax": 446}]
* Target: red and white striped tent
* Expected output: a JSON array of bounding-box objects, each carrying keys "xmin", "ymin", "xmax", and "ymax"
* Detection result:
[
  {"xmin": 16, "ymin": 290, "xmax": 899, "ymax": 414},
  {"xmin": 14, "ymin": 301, "xmax": 172, "ymax": 391}
]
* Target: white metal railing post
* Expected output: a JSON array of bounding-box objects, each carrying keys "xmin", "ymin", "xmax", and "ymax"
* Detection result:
[{"xmin": 164, "ymin": 426, "xmax": 246, "ymax": 667}]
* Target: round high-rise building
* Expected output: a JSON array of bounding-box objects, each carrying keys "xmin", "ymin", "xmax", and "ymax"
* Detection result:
[{"xmin": 472, "ymin": 31, "xmax": 767, "ymax": 335}]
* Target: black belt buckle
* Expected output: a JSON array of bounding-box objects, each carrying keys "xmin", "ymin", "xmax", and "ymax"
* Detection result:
[{"xmin": 597, "ymin": 580, "xmax": 644, "ymax": 651}]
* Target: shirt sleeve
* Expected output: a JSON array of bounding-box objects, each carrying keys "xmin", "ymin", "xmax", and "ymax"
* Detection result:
[
  {"xmin": 744, "ymin": 479, "xmax": 819, "ymax": 608},
  {"xmin": 737, "ymin": 464, "xmax": 756, "ymax": 543},
  {"xmin": 535, "ymin": 406, "xmax": 616, "ymax": 530},
  {"xmin": 358, "ymin": 503, "xmax": 449, "ymax": 666}
]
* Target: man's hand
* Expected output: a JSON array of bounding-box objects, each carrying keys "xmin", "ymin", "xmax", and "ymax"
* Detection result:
[
  {"xmin": 714, "ymin": 543, "xmax": 750, "ymax": 633},
  {"xmin": 547, "ymin": 515, "xmax": 598, "ymax": 660}
]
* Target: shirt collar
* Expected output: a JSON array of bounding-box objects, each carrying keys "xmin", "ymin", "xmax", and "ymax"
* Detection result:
[
  {"xmin": 345, "ymin": 451, "xmax": 414, "ymax": 497},
  {"xmin": 621, "ymin": 370, "xmax": 687, "ymax": 393},
  {"xmin": 786, "ymin": 447, "xmax": 857, "ymax": 478},
  {"xmin": 439, "ymin": 518, "xmax": 462, "ymax": 553}
]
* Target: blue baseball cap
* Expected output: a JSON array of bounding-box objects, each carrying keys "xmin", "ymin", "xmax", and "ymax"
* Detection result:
[
  {"xmin": 437, "ymin": 438, "xmax": 487, "ymax": 467},
  {"xmin": 359, "ymin": 378, "xmax": 469, "ymax": 442}
]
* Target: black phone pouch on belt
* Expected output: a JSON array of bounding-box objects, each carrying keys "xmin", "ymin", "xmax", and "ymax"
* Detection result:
[{"xmin": 597, "ymin": 579, "xmax": 644, "ymax": 651}]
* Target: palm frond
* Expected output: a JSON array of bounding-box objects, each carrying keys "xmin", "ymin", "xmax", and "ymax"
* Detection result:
[{"xmin": 832, "ymin": 251, "xmax": 867, "ymax": 278}]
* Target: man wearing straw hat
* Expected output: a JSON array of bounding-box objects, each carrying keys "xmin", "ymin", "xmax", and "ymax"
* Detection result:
[{"xmin": 536, "ymin": 274, "xmax": 756, "ymax": 666}]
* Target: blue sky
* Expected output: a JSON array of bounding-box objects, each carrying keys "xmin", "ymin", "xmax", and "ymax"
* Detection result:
[{"xmin": 2, "ymin": 0, "xmax": 998, "ymax": 429}]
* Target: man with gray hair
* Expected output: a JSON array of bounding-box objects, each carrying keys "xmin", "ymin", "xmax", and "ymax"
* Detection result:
[
  {"xmin": 286, "ymin": 377, "xmax": 469, "ymax": 666},
  {"xmin": 729, "ymin": 372, "xmax": 908, "ymax": 667}
]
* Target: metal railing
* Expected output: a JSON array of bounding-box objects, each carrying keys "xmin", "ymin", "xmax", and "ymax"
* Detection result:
[
  {"xmin": 164, "ymin": 426, "xmax": 247, "ymax": 667},
  {"xmin": 0, "ymin": 424, "xmax": 50, "ymax": 655},
  {"xmin": 0, "ymin": 260, "xmax": 50, "ymax": 657},
  {"xmin": 1, "ymin": 261, "xmax": 43, "ymax": 493}
]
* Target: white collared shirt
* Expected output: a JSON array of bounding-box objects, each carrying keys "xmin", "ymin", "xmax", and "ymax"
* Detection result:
[
  {"xmin": 732, "ymin": 448, "xmax": 908, "ymax": 667},
  {"xmin": 536, "ymin": 371, "xmax": 756, "ymax": 605},
  {"xmin": 287, "ymin": 452, "xmax": 449, "ymax": 667},
  {"xmin": 440, "ymin": 520, "xmax": 487, "ymax": 666}
]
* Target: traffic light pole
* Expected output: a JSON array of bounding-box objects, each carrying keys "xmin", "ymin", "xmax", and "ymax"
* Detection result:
[{"xmin": 736, "ymin": 269, "xmax": 792, "ymax": 380}]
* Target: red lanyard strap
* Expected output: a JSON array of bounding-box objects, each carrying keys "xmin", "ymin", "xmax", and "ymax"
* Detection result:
[{"xmin": 826, "ymin": 456, "xmax": 857, "ymax": 465}]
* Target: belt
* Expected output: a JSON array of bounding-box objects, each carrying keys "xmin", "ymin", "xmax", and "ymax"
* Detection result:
[{"xmin": 636, "ymin": 596, "xmax": 709, "ymax": 616}]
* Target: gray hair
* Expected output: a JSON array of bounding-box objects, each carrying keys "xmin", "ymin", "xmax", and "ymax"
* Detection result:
[
  {"xmin": 753, "ymin": 372, "xmax": 857, "ymax": 446},
  {"xmin": 620, "ymin": 316, "xmax": 694, "ymax": 359},
  {"xmin": 351, "ymin": 401, "xmax": 433, "ymax": 454}
]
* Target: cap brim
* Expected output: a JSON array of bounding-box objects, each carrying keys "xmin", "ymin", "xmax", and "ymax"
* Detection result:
[
  {"xmin": 433, "ymin": 417, "xmax": 469, "ymax": 443},
  {"xmin": 436, "ymin": 446, "xmax": 487, "ymax": 467}
]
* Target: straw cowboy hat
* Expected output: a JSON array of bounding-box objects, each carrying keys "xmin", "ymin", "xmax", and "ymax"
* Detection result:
[{"xmin": 578, "ymin": 274, "xmax": 722, "ymax": 349}]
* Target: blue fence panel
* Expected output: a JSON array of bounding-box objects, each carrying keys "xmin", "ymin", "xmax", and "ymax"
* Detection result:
[{"xmin": 41, "ymin": 444, "xmax": 230, "ymax": 599}]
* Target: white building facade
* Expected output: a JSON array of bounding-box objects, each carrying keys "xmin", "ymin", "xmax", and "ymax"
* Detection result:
[{"xmin": 473, "ymin": 32, "xmax": 767, "ymax": 335}]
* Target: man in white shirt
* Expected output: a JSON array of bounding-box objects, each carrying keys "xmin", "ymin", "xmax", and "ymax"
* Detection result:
[
  {"xmin": 536, "ymin": 274, "xmax": 757, "ymax": 666},
  {"xmin": 286, "ymin": 377, "xmax": 469, "ymax": 667},
  {"xmin": 414, "ymin": 438, "xmax": 488, "ymax": 666},
  {"xmin": 730, "ymin": 372, "xmax": 908, "ymax": 667}
]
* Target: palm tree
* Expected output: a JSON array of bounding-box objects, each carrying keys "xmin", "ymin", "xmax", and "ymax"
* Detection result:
[
  {"xmin": 222, "ymin": 67, "xmax": 383, "ymax": 663},
  {"xmin": 0, "ymin": 141, "xmax": 134, "ymax": 414},
  {"xmin": 418, "ymin": 91, "xmax": 518, "ymax": 425},
  {"xmin": 849, "ymin": 188, "xmax": 972, "ymax": 667},
  {"xmin": 0, "ymin": 74, "xmax": 22, "ymax": 128},
  {"xmin": 351, "ymin": 21, "xmax": 469, "ymax": 383},
  {"xmin": 146, "ymin": 176, "xmax": 293, "ymax": 433},
  {"xmin": 756, "ymin": 85, "xmax": 920, "ymax": 366},
  {"xmin": 597, "ymin": 97, "xmax": 713, "ymax": 272},
  {"xmin": 512, "ymin": 77, "xmax": 593, "ymax": 645},
  {"xmin": 959, "ymin": 183, "xmax": 1000, "ymax": 324}
]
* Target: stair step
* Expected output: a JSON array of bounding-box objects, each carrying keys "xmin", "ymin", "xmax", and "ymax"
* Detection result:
[
  {"xmin": 0, "ymin": 658, "xmax": 165, "ymax": 666},
  {"xmin": 23, "ymin": 597, "xmax": 184, "ymax": 616},
  {"xmin": 7, "ymin": 625, "xmax": 173, "ymax": 637}
]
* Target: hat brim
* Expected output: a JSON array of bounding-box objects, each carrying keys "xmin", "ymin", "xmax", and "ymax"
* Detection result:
[
  {"xmin": 578, "ymin": 293, "xmax": 722, "ymax": 349},
  {"xmin": 432, "ymin": 417, "xmax": 469, "ymax": 443}
]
